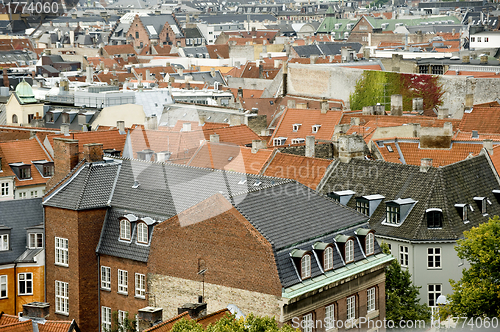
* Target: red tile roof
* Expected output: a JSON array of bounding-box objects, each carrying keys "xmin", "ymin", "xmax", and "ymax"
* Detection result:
[
  {"xmin": 143, "ymin": 312, "xmax": 191, "ymax": 332},
  {"xmin": 458, "ymin": 106, "xmax": 500, "ymax": 134},
  {"xmin": 46, "ymin": 129, "xmax": 127, "ymax": 155},
  {"xmin": 206, "ymin": 45, "xmax": 230, "ymax": 59},
  {"xmin": 453, "ymin": 131, "xmax": 500, "ymax": 141},
  {"xmin": 339, "ymin": 114, "xmax": 461, "ymax": 130},
  {"xmin": 0, "ymin": 320, "xmax": 32, "ymax": 331},
  {"xmin": 263, "ymin": 152, "xmax": 333, "ymax": 189},
  {"xmin": 229, "ymin": 88, "xmax": 264, "ymax": 99},
  {"xmin": 489, "ymin": 145, "xmax": 500, "ymax": 176},
  {"xmin": 87, "ymin": 57, "xmax": 120, "ymax": 69},
  {"xmin": 38, "ymin": 321, "xmax": 74, "ymax": 332},
  {"xmin": 197, "ymin": 308, "xmax": 231, "ymax": 328},
  {"xmin": 152, "ymin": 44, "xmax": 173, "ymax": 56},
  {"xmin": 0, "ymin": 314, "xmax": 19, "ymax": 326},
  {"xmin": 187, "ymin": 142, "xmax": 273, "ymax": 174},
  {"xmin": 270, "ymin": 109, "xmax": 343, "ymax": 144}
]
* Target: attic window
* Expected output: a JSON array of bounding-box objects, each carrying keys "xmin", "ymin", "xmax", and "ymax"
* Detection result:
[
  {"xmin": 454, "ymin": 204, "xmax": 469, "ymax": 223},
  {"xmin": 137, "ymin": 222, "xmax": 148, "ymax": 244},
  {"xmin": 386, "ymin": 205, "xmax": 400, "ymax": 224},
  {"xmin": 345, "ymin": 239, "xmax": 354, "ymax": 263},
  {"xmin": 291, "ymin": 138, "xmax": 305, "ymax": 144},
  {"xmin": 120, "ymin": 219, "xmax": 131, "ymax": 241},
  {"xmin": 474, "ymin": 197, "xmax": 487, "ymax": 214},
  {"xmin": 426, "ymin": 208, "xmax": 443, "ymax": 228},
  {"xmin": 10, "ymin": 163, "xmax": 31, "ymax": 180},
  {"xmin": 328, "ymin": 190, "xmax": 355, "ymax": 205},
  {"xmin": 386, "ymin": 145, "xmax": 394, "ymax": 152},
  {"xmin": 324, "ymin": 247, "xmax": 333, "ymax": 271},
  {"xmin": 384, "ymin": 198, "xmax": 417, "ymax": 226},
  {"xmin": 61, "ymin": 113, "xmax": 70, "ymax": 124},
  {"xmin": 366, "ymin": 233, "xmax": 374, "ymax": 255},
  {"xmin": 273, "ymin": 137, "xmax": 287, "ymax": 146},
  {"xmin": 355, "ymin": 194, "xmax": 384, "ymax": 217},
  {"xmin": 301, "ymin": 254, "xmax": 311, "ymax": 279},
  {"xmin": 356, "ymin": 198, "xmax": 369, "ymax": 215},
  {"xmin": 292, "ymin": 123, "xmax": 301, "ymax": 132},
  {"xmin": 312, "ymin": 125, "xmax": 321, "ymax": 133}
]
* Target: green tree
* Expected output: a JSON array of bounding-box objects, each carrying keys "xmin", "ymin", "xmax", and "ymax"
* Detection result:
[
  {"xmin": 105, "ymin": 311, "xmax": 136, "ymax": 332},
  {"xmin": 444, "ymin": 216, "xmax": 500, "ymax": 318},
  {"xmin": 381, "ymin": 243, "xmax": 431, "ymax": 325}
]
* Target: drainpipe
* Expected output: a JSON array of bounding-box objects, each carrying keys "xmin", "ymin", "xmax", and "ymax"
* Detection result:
[
  {"xmin": 97, "ymin": 253, "xmax": 101, "ymax": 328},
  {"xmin": 13, "ymin": 262, "xmax": 17, "ymax": 315}
]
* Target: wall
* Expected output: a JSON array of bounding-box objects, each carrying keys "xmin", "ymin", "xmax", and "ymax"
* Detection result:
[
  {"xmin": 15, "ymin": 185, "xmax": 45, "ymax": 200},
  {"xmin": 370, "ymin": 125, "xmax": 420, "ymax": 142},
  {"xmin": 5, "ymin": 95, "xmax": 44, "ymax": 126},
  {"xmin": 278, "ymin": 143, "xmax": 335, "ymax": 159},
  {"xmin": 226, "ymin": 77, "xmax": 274, "ymax": 91},
  {"xmin": 93, "ymin": 104, "xmax": 145, "ymax": 128}
]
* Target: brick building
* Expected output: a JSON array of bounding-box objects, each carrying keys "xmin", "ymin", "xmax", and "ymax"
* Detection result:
[
  {"xmin": 43, "ymin": 139, "xmax": 392, "ymax": 331},
  {"xmin": 126, "ymin": 14, "xmax": 185, "ymax": 49}
]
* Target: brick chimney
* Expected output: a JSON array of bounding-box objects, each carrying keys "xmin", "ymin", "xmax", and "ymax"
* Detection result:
[
  {"xmin": 83, "ymin": 143, "xmax": 104, "ymax": 162},
  {"xmin": 320, "ymin": 99, "xmax": 328, "ymax": 114},
  {"xmin": 48, "ymin": 138, "xmax": 79, "ymax": 188},
  {"xmin": 338, "ymin": 134, "xmax": 365, "ymax": 163},
  {"xmin": 178, "ymin": 302, "xmax": 207, "ymax": 319},
  {"xmin": 137, "ymin": 307, "xmax": 163, "ymax": 332},
  {"xmin": 390, "ymin": 94, "xmax": 403, "ymax": 116},
  {"xmin": 305, "ymin": 136, "xmax": 315, "ymax": 158},
  {"xmin": 22, "ymin": 302, "xmax": 50, "ymax": 319},
  {"xmin": 251, "ymin": 140, "xmax": 267, "ymax": 153}
]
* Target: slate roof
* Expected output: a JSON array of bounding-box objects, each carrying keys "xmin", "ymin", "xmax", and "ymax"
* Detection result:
[
  {"xmin": 139, "ymin": 15, "xmax": 183, "ymax": 39},
  {"xmin": 197, "ymin": 14, "xmax": 276, "ymax": 24},
  {"xmin": 0, "ymin": 198, "xmax": 43, "ymax": 264},
  {"xmin": 317, "ymin": 153, "xmax": 500, "ymax": 241}
]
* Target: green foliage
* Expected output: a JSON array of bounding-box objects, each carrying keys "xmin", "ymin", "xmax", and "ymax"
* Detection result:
[
  {"xmin": 171, "ymin": 313, "xmax": 298, "ymax": 332},
  {"xmin": 380, "ymin": 243, "xmax": 432, "ymax": 325},
  {"xmin": 349, "ymin": 71, "xmax": 444, "ymax": 113},
  {"xmin": 103, "ymin": 311, "xmax": 136, "ymax": 332},
  {"xmin": 444, "ymin": 216, "xmax": 500, "ymax": 318},
  {"xmin": 369, "ymin": 0, "xmax": 390, "ymax": 8}
]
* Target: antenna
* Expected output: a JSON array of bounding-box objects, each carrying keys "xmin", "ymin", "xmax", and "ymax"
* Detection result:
[{"xmin": 197, "ymin": 268, "xmax": 207, "ymax": 302}]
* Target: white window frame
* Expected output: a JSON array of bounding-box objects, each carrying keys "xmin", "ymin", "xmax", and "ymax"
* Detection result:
[
  {"xmin": 366, "ymin": 233, "xmax": 374, "ymax": 256},
  {"xmin": 347, "ymin": 295, "xmax": 356, "ymax": 321},
  {"xmin": 137, "ymin": 222, "xmax": 148, "ymax": 244},
  {"xmin": 118, "ymin": 269, "xmax": 128, "ymax": 294},
  {"xmin": 135, "ymin": 273, "xmax": 146, "ymax": 299},
  {"xmin": 102, "ymin": 306, "xmax": 111, "ymax": 332},
  {"xmin": 55, "ymin": 280, "xmax": 69, "ymax": 315},
  {"xmin": 427, "ymin": 247, "xmax": 441, "ymax": 269},
  {"xmin": 55, "ymin": 237, "xmax": 68, "ymax": 266},
  {"xmin": 301, "ymin": 254, "xmax": 311, "ymax": 279},
  {"xmin": 428, "ymin": 284, "xmax": 442, "ymax": 307},
  {"xmin": 312, "ymin": 125, "xmax": 321, "ymax": 133},
  {"xmin": 325, "ymin": 304, "xmax": 335, "ymax": 330},
  {"xmin": 118, "ymin": 310, "xmax": 128, "ymax": 327},
  {"xmin": 367, "ymin": 287, "xmax": 375, "ymax": 312},
  {"xmin": 0, "ymin": 275, "xmax": 7, "ymax": 298},
  {"xmin": 0, "ymin": 234, "xmax": 8, "ymax": 251},
  {"xmin": 101, "ymin": 266, "xmax": 111, "ymax": 290},
  {"xmin": 345, "ymin": 239, "xmax": 354, "ymax": 263},
  {"xmin": 399, "ymin": 245, "xmax": 409, "ymax": 267},
  {"xmin": 324, "ymin": 247, "xmax": 333, "ymax": 271},
  {"xmin": 29, "ymin": 233, "xmax": 43, "ymax": 249},
  {"xmin": 18, "ymin": 272, "xmax": 33, "ymax": 295},
  {"xmin": 0, "ymin": 182, "xmax": 9, "ymax": 196},
  {"xmin": 120, "ymin": 219, "xmax": 131, "ymax": 241},
  {"xmin": 303, "ymin": 313, "xmax": 313, "ymax": 332}
]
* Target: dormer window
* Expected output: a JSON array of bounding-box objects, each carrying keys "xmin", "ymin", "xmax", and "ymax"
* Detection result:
[
  {"xmin": 292, "ymin": 124, "xmax": 301, "ymax": 132},
  {"xmin": 120, "ymin": 219, "xmax": 131, "ymax": 241},
  {"xmin": 355, "ymin": 228, "xmax": 375, "ymax": 256},
  {"xmin": 426, "ymin": 208, "xmax": 443, "ymax": 228},
  {"xmin": 137, "ymin": 149, "xmax": 155, "ymax": 161},
  {"xmin": 0, "ymin": 233, "xmax": 9, "ymax": 251},
  {"xmin": 33, "ymin": 160, "xmax": 54, "ymax": 178},
  {"xmin": 301, "ymin": 254, "xmax": 311, "ymax": 279},
  {"xmin": 328, "ymin": 190, "xmax": 355, "ymax": 205},
  {"xmin": 61, "ymin": 113, "xmax": 70, "ymax": 124},
  {"xmin": 10, "ymin": 163, "xmax": 31, "ymax": 180},
  {"xmin": 291, "ymin": 138, "xmax": 305, "ymax": 144},
  {"xmin": 473, "ymin": 197, "xmax": 487, "ymax": 214},
  {"xmin": 386, "ymin": 205, "xmax": 400, "ymax": 224},
  {"xmin": 28, "ymin": 233, "xmax": 43, "ymax": 249},
  {"xmin": 273, "ymin": 137, "xmax": 287, "ymax": 146},
  {"xmin": 312, "ymin": 125, "xmax": 321, "ymax": 133},
  {"xmin": 356, "ymin": 198, "xmax": 369, "ymax": 215},
  {"xmin": 345, "ymin": 239, "xmax": 354, "ymax": 263},
  {"xmin": 324, "ymin": 246, "xmax": 333, "ymax": 271},
  {"xmin": 366, "ymin": 233, "xmax": 374, "ymax": 255},
  {"xmin": 454, "ymin": 204, "xmax": 469, "ymax": 223},
  {"xmin": 384, "ymin": 198, "xmax": 417, "ymax": 226},
  {"xmin": 137, "ymin": 222, "xmax": 148, "ymax": 244},
  {"xmin": 356, "ymin": 195, "xmax": 384, "ymax": 217}
]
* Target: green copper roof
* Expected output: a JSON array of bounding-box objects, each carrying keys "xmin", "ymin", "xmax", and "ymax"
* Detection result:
[
  {"xmin": 15, "ymin": 79, "xmax": 38, "ymax": 104},
  {"xmin": 282, "ymin": 253, "xmax": 393, "ymax": 299}
]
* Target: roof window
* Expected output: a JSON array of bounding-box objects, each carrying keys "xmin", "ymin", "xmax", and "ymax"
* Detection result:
[
  {"xmin": 273, "ymin": 137, "xmax": 287, "ymax": 146},
  {"xmin": 383, "ymin": 198, "xmax": 417, "ymax": 226},
  {"xmin": 355, "ymin": 194, "xmax": 384, "ymax": 217},
  {"xmin": 473, "ymin": 197, "xmax": 488, "ymax": 215},
  {"xmin": 313, "ymin": 242, "xmax": 334, "ymax": 272},
  {"xmin": 355, "ymin": 228, "xmax": 375, "ymax": 256},
  {"xmin": 454, "ymin": 204, "xmax": 470, "ymax": 223},
  {"xmin": 292, "ymin": 124, "xmax": 301, "ymax": 132},
  {"xmin": 312, "ymin": 125, "xmax": 321, "ymax": 133},
  {"xmin": 328, "ymin": 190, "xmax": 355, "ymax": 206},
  {"xmin": 426, "ymin": 208, "xmax": 443, "ymax": 228}
]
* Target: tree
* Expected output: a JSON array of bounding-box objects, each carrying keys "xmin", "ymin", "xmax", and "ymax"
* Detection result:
[
  {"xmin": 444, "ymin": 216, "xmax": 500, "ymax": 318},
  {"xmin": 381, "ymin": 243, "xmax": 431, "ymax": 325},
  {"xmin": 171, "ymin": 313, "xmax": 297, "ymax": 332},
  {"xmin": 105, "ymin": 311, "xmax": 136, "ymax": 332}
]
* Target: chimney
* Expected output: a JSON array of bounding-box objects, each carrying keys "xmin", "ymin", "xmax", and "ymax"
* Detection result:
[
  {"xmin": 420, "ymin": 158, "xmax": 433, "ymax": 172},
  {"xmin": 310, "ymin": 55, "xmax": 318, "ymax": 64},
  {"xmin": 462, "ymin": 55, "xmax": 470, "ymax": 64},
  {"xmin": 229, "ymin": 114, "xmax": 241, "ymax": 126},
  {"xmin": 390, "ymin": 94, "xmax": 403, "ymax": 116},
  {"xmin": 320, "ymin": 99, "xmax": 328, "ymax": 114},
  {"xmin": 437, "ymin": 108, "xmax": 448, "ymax": 119},
  {"xmin": 198, "ymin": 115, "xmax": 206, "ymax": 126},
  {"xmin": 413, "ymin": 123, "xmax": 421, "ymax": 137},
  {"xmin": 237, "ymin": 87, "xmax": 243, "ymax": 99},
  {"xmin": 251, "ymin": 140, "xmax": 267, "ymax": 153},
  {"xmin": 287, "ymin": 99, "xmax": 296, "ymax": 109},
  {"xmin": 443, "ymin": 122, "xmax": 453, "ymax": 136},
  {"xmin": 362, "ymin": 106, "xmax": 374, "ymax": 115},
  {"xmin": 60, "ymin": 124, "xmax": 70, "ymax": 136},
  {"xmin": 117, "ymin": 121, "xmax": 125, "ymax": 134},
  {"xmin": 182, "ymin": 122, "xmax": 191, "ymax": 132},
  {"xmin": 420, "ymin": 123, "xmax": 453, "ymax": 148},
  {"xmin": 350, "ymin": 117, "xmax": 360, "ymax": 126},
  {"xmin": 145, "ymin": 69, "xmax": 151, "ymax": 81},
  {"xmin": 22, "ymin": 302, "xmax": 50, "ymax": 319},
  {"xmin": 412, "ymin": 98, "xmax": 424, "ymax": 114},
  {"xmin": 83, "ymin": 143, "xmax": 104, "ymax": 162},
  {"xmin": 137, "ymin": 307, "xmax": 163, "ymax": 332},
  {"xmin": 338, "ymin": 135, "xmax": 365, "ymax": 163},
  {"xmin": 157, "ymin": 152, "xmax": 169, "ymax": 162},
  {"xmin": 210, "ymin": 67, "xmax": 216, "ymax": 78},
  {"xmin": 480, "ymin": 54, "xmax": 488, "ymax": 64},
  {"xmin": 483, "ymin": 139, "xmax": 493, "ymax": 155},
  {"xmin": 465, "ymin": 94, "xmax": 474, "ymax": 109},
  {"xmin": 178, "ymin": 303, "xmax": 207, "ymax": 320},
  {"xmin": 49, "ymin": 138, "xmax": 79, "ymax": 188},
  {"xmin": 177, "ymin": 68, "xmax": 183, "ymax": 76},
  {"xmin": 305, "ymin": 136, "xmax": 315, "ymax": 158},
  {"xmin": 374, "ymin": 104, "xmax": 385, "ymax": 115},
  {"xmin": 210, "ymin": 134, "xmax": 219, "ymax": 143}
]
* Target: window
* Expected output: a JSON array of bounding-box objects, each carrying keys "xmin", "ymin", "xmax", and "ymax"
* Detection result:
[
  {"xmin": 325, "ymin": 304, "xmax": 335, "ymax": 330},
  {"xmin": 477, "ymin": 37, "xmax": 481, "ymax": 42},
  {"xmin": 120, "ymin": 219, "xmax": 131, "ymax": 241},
  {"xmin": 30, "ymin": 191, "xmax": 38, "ymax": 198},
  {"xmin": 386, "ymin": 205, "xmax": 400, "ymax": 224},
  {"xmin": 366, "ymin": 233, "xmax": 374, "ymax": 256},
  {"xmin": 0, "ymin": 234, "xmax": 8, "ymax": 251},
  {"xmin": 18, "ymin": 273, "xmax": 33, "ymax": 295},
  {"xmin": 118, "ymin": 310, "xmax": 128, "ymax": 327},
  {"xmin": 474, "ymin": 197, "xmax": 487, "ymax": 214},
  {"xmin": 367, "ymin": 287, "xmax": 375, "ymax": 312},
  {"xmin": 101, "ymin": 266, "xmax": 111, "ymax": 290},
  {"xmin": 312, "ymin": 125, "xmax": 321, "ymax": 133},
  {"xmin": 302, "ymin": 313, "xmax": 313, "ymax": 332},
  {"xmin": 118, "ymin": 269, "xmax": 128, "ymax": 294},
  {"xmin": 135, "ymin": 273, "xmax": 146, "ymax": 298},
  {"xmin": 356, "ymin": 199, "xmax": 369, "ymax": 215},
  {"xmin": 12, "ymin": 114, "xmax": 18, "ymax": 124},
  {"xmin": 29, "ymin": 233, "xmax": 43, "ymax": 248},
  {"xmin": 324, "ymin": 247, "xmax": 333, "ymax": 271},
  {"xmin": 301, "ymin": 254, "xmax": 311, "ymax": 279},
  {"xmin": 428, "ymin": 284, "xmax": 442, "ymax": 306},
  {"xmin": 485, "ymin": 37, "xmax": 489, "ymax": 42},
  {"xmin": 19, "ymin": 192, "xmax": 26, "ymax": 199},
  {"xmin": 55, "ymin": 237, "xmax": 68, "ymax": 266},
  {"xmin": 19, "ymin": 166, "xmax": 31, "ymax": 179},
  {"xmin": 55, "ymin": 280, "xmax": 69, "ymax": 315},
  {"xmin": 61, "ymin": 113, "xmax": 70, "ymax": 124},
  {"xmin": 135, "ymin": 31, "xmax": 139, "ymax": 39},
  {"xmin": 273, "ymin": 137, "xmax": 287, "ymax": 146},
  {"xmin": 102, "ymin": 306, "xmax": 111, "ymax": 331},
  {"xmin": 345, "ymin": 239, "xmax": 354, "ymax": 263},
  {"xmin": 471, "ymin": 37, "xmax": 475, "ymax": 42},
  {"xmin": 399, "ymin": 245, "xmax": 409, "ymax": 267},
  {"xmin": 43, "ymin": 164, "xmax": 54, "ymax": 177},
  {"xmin": 347, "ymin": 295, "xmax": 356, "ymax": 320},
  {"xmin": 427, "ymin": 247, "xmax": 441, "ymax": 269},
  {"xmin": 427, "ymin": 209, "xmax": 442, "ymax": 228},
  {"xmin": 1, "ymin": 183, "xmax": 9, "ymax": 196},
  {"xmin": 431, "ymin": 65, "xmax": 444, "ymax": 75},
  {"xmin": 292, "ymin": 124, "xmax": 301, "ymax": 131},
  {"xmin": 137, "ymin": 223, "xmax": 148, "ymax": 244},
  {"xmin": 0, "ymin": 275, "xmax": 7, "ymax": 298}
]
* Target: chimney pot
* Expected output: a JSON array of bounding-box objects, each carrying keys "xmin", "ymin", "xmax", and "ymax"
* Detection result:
[
  {"xmin": 83, "ymin": 143, "xmax": 104, "ymax": 162},
  {"xmin": 420, "ymin": 158, "xmax": 433, "ymax": 172}
]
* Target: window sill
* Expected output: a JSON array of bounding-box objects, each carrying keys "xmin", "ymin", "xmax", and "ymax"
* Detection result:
[
  {"xmin": 345, "ymin": 319, "xmax": 358, "ymax": 330},
  {"xmin": 118, "ymin": 291, "xmax": 128, "ymax": 296},
  {"xmin": 101, "ymin": 288, "xmax": 111, "ymax": 292},
  {"xmin": 427, "ymin": 267, "xmax": 442, "ymax": 270},
  {"xmin": 0, "ymin": 296, "xmax": 8, "ymax": 299},
  {"xmin": 366, "ymin": 309, "xmax": 379, "ymax": 320},
  {"xmin": 55, "ymin": 311, "xmax": 69, "ymax": 316},
  {"xmin": 135, "ymin": 295, "xmax": 146, "ymax": 300},
  {"xmin": 55, "ymin": 263, "xmax": 68, "ymax": 268},
  {"xmin": 18, "ymin": 293, "xmax": 33, "ymax": 296}
]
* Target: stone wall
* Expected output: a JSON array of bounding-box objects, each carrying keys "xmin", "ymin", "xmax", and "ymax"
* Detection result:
[
  {"xmin": 278, "ymin": 142, "xmax": 335, "ymax": 159},
  {"xmin": 148, "ymin": 274, "xmax": 283, "ymax": 320}
]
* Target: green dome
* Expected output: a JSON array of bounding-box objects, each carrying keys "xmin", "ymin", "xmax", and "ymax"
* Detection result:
[{"xmin": 15, "ymin": 79, "xmax": 34, "ymax": 98}]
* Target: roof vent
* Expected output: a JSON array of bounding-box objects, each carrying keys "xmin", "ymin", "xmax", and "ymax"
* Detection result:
[
  {"xmin": 132, "ymin": 180, "xmax": 140, "ymax": 189},
  {"xmin": 472, "ymin": 130, "xmax": 479, "ymax": 138}
]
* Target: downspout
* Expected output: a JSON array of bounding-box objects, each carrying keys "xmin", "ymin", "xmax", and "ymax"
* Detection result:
[
  {"xmin": 13, "ymin": 262, "xmax": 17, "ymax": 315},
  {"xmin": 43, "ymin": 206, "xmax": 46, "ymax": 303},
  {"xmin": 97, "ymin": 253, "xmax": 101, "ymax": 328}
]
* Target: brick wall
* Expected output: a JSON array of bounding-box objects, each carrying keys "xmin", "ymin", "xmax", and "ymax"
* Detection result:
[
  {"xmin": 47, "ymin": 138, "xmax": 79, "ymax": 189},
  {"xmin": 127, "ymin": 16, "xmax": 150, "ymax": 49},
  {"xmin": 45, "ymin": 206, "xmax": 106, "ymax": 331},
  {"xmin": 99, "ymin": 255, "xmax": 148, "ymax": 329}
]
